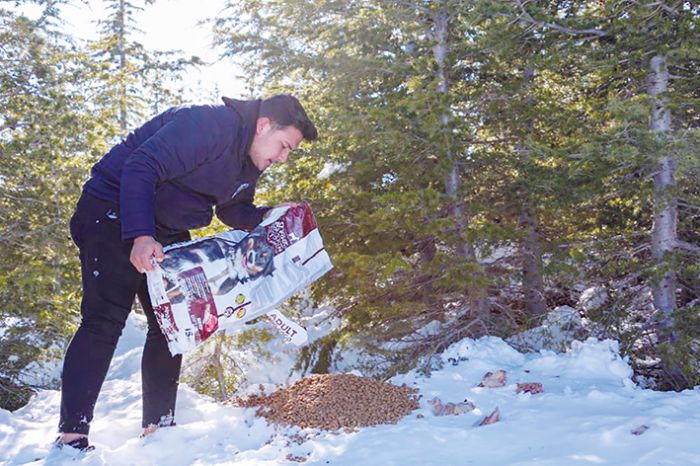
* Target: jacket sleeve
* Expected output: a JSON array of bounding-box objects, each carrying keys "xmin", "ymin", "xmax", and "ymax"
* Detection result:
[
  {"xmin": 215, "ymin": 185, "xmax": 271, "ymax": 231},
  {"xmin": 120, "ymin": 109, "xmax": 225, "ymax": 240}
]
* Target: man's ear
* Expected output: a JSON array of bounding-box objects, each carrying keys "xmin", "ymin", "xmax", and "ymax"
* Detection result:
[{"xmin": 255, "ymin": 117, "xmax": 271, "ymax": 134}]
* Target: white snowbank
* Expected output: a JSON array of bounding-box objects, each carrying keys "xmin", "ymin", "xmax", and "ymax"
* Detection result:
[{"xmin": 1, "ymin": 314, "xmax": 699, "ymax": 465}]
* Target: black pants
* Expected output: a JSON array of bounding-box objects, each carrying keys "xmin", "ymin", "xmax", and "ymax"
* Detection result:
[{"xmin": 59, "ymin": 192, "xmax": 190, "ymax": 435}]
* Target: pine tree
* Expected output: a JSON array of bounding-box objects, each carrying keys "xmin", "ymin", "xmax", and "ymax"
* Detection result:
[
  {"xmin": 501, "ymin": 0, "xmax": 700, "ymax": 388},
  {"xmin": 212, "ymin": 0, "xmax": 507, "ymax": 372},
  {"xmin": 0, "ymin": 0, "xmax": 205, "ymax": 410},
  {"xmin": 0, "ymin": 2, "xmax": 112, "ymax": 409},
  {"xmin": 464, "ymin": 1, "xmax": 618, "ymax": 325},
  {"xmin": 210, "ymin": 0, "xmax": 698, "ymax": 384},
  {"xmin": 91, "ymin": 0, "xmax": 200, "ymax": 134}
]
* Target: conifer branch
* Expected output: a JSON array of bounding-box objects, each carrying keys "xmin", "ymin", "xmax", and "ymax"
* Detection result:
[
  {"xmin": 461, "ymin": 137, "xmax": 519, "ymax": 146},
  {"xmin": 393, "ymin": 0, "xmax": 432, "ymax": 17},
  {"xmin": 642, "ymin": 1, "xmax": 680, "ymax": 17},
  {"xmin": 510, "ymin": 0, "xmax": 610, "ymax": 40},
  {"xmin": 678, "ymin": 200, "xmax": 700, "ymax": 212}
]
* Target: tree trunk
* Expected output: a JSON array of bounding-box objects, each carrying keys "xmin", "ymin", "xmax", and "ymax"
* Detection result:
[
  {"xmin": 431, "ymin": 7, "xmax": 488, "ymax": 320},
  {"xmin": 518, "ymin": 66, "xmax": 547, "ymax": 319},
  {"xmin": 117, "ymin": 0, "xmax": 128, "ymax": 133},
  {"xmin": 212, "ymin": 333, "xmax": 228, "ymax": 400},
  {"xmin": 519, "ymin": 202, "xmax": 547, "ymax": 318},
  {"xmin": 649, "ymin": 55, "xmax": 677, "ymax": 326},
  {"xmin": 649, "ymin": 54, "xmax": 686, "ymax": 390},
  {"xmin": 52, "ymin": 183, "xmax": 61, "ymax": 295}
]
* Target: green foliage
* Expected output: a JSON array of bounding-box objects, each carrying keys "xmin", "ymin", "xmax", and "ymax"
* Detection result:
[
  {"xmin": 180, "ymin": 334, "xmax": 242, "ymax": 401},
  {"xmin": 180, "ymin": 327, "xmax": 278, "ymax": 401},
  {"xmin": 0, "ymin": 375, "xmax": 35, "ymax": 412},
  {"xmin": 654, "ymin": 304, "xmax": 700, "ymax": 391},
  {"xmin": 294, "ymin": 333, "xmax": 338, "ymax": 375},
  {"xmin": 0, "ymin": 6, "xmax": 111, "ymax": 407},
  {"xmin": 91, "ymin": 0, "xmax": 201, "ymax": 133},
  {"xmin": 212, "ymin": 0, "xmax": 699, "ymax": 386},
  {"xmin": 0, "ymin": 1, "xmax": 202, "ymax": 409},
  {"xmin": 0, "ymin": 0, "xmax": 697, "ymax": 404}
]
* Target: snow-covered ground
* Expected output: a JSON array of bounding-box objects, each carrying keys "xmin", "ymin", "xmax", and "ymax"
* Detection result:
[{"xmin": 1, "ymin": 314, "xmax": 700, "ymax": 466}]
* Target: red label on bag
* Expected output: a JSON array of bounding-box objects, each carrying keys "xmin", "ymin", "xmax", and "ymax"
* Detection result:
[
  {"xmin": 180, "ymin": 267, "xmax": 219, "ymax": 342},
  {"xmin": 264, "ymin": 202, "xmax": 317, "ymax": 254}
]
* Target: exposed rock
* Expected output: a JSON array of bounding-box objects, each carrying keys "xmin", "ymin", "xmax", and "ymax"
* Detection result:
[
  {"xmin": 506, "ymin": 306, "xmax": 603, "ymax": 353},
  {"xmin": 578, "ymin": 286, "xmax": 609, "ymax": 313}
]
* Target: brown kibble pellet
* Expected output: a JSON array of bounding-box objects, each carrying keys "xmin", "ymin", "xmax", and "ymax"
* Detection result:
[{"xmin": 231, "ymin": 374, "xmax": 420, "ymax": 430}]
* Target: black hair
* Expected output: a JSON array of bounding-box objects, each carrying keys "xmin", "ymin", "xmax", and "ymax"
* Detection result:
[{"xmin": 259, "ymin": 94, "xmax": 318, "ymax": 141}]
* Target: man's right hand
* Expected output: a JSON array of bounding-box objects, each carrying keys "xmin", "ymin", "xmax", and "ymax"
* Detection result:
[{"xmin": 130, "ymin": 236, "xmax": 164, "ymax": 273}]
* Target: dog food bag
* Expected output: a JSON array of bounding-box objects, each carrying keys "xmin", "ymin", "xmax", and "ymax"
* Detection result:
[{"xmin": 146, "ymin": 202, "xmax": 332, "ymax": 355}]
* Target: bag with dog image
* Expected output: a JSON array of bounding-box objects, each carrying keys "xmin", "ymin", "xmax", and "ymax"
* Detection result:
[{"xmin": 145, "ymin": 202, "xmax": 332, "ymax": 355}]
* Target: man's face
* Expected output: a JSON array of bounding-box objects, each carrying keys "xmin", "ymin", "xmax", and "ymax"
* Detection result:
[{"xmin": 249, "ymin": 117, "xmax": 303, "ymax": 171}]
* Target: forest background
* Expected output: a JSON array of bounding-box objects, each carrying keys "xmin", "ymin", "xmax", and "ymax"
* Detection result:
[{"xmin": 1, "ymin": 0, "xmax": 698, "ymax": 411}]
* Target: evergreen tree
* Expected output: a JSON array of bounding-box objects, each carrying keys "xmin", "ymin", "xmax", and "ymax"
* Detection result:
[
  {"xmin": 0, "ymin": 0, "xmax": 204, "ymax": 410},
  {"xmin": 501, "ymin": 0, "xmax": 700, "ymax": 388},
  {"xmin": 466, "ymin": 0, "xmax": 614, "ymax": 323},
  {"xmin": 212, "ymin": 0, "xmax": 698, "ymax": 384},
  {"xmin": 0, "ymin": 2, "xmax": 111, "ymax": 409},
  {"xmin": 91, "ymin": 0, "xmax": 200, "ymax": 134},
  {"xmin": 213, "ymin": 0, "xmax": 512, "ymax": 372}
]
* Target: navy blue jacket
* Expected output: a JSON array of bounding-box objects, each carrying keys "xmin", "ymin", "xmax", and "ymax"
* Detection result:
[{"xmin": 84, "ymin": 97, "xmax": 270, "ymax": 240}]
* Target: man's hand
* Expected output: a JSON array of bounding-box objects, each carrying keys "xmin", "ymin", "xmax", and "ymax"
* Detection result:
[{"xmin": 130, "ymin": 235, "xmax": 164, "ymax": 273}]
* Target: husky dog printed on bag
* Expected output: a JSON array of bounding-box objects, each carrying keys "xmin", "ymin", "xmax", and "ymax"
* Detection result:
[
  {"xmin": 159, "ymin": 227, "xmax": 275, "ymax": 305},
  {"xmin": 217, "ymin": 228, "xmax": 275, "ymax": 294}
]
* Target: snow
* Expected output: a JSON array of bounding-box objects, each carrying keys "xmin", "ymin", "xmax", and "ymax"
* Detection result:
[
  {"xmin": 2, "ymin": 314, "xmax": 700, "ymax": 465},
  {"xmin": 506, "ymin": 306, "xmax": 604, "ymax": 354},
  {"xmin": 0, "ymin": 317, "xmax": 25, "ymax": 340},
  {"xmin": 316, "ymin": 162, "xmax": 347, "ymax": 180}
]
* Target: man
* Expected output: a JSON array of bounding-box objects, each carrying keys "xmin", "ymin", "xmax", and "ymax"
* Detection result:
[{"xmin": 57, "ymin": 95, "xmax": 317, "ymax": 451}]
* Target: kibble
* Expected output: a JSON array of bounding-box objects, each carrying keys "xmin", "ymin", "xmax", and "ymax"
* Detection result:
[{"xmin": 232, "ymin": 374, "xmax": 420, "ymax": 430}]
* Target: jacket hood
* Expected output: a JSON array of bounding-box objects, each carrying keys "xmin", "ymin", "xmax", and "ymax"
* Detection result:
[
  {"xmin": 222, "ymin": 97, "xmax": 263, "ymax": 176},
  {"xmin": 221, "ymin": 97, "xmax": 261, "ymax": 125}
]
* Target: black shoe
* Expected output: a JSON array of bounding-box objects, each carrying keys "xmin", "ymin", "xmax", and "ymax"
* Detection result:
[{"xmin": 54, "ymin": 436, "xmax": 95, "ymax": 453}]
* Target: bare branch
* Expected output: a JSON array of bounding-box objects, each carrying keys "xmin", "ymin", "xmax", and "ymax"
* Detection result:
[
  {"xmin": 558, "ymin": 233, "xmax": 650, "ymax": 249},
  {"xmin": 675, "ymin": 240, "xmax": 700, "ymax": 256},
  {"xmin": 643, "ymin": 1, "xmax": 680, "ymax": 16}
]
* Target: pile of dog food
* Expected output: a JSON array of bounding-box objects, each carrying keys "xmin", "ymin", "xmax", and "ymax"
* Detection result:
[{"xmin": 234, "ymin": 374, "xmax": 419, "ymax": 430}]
